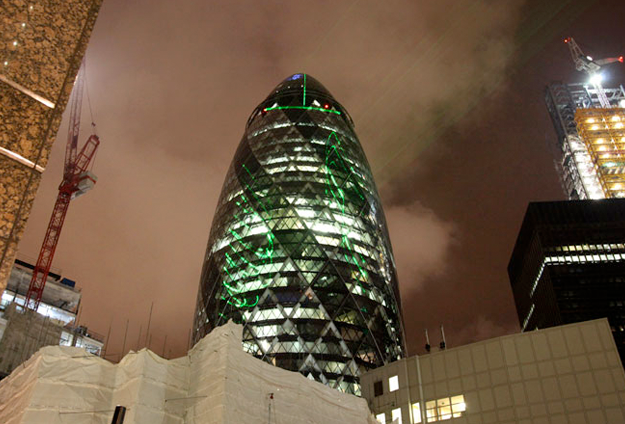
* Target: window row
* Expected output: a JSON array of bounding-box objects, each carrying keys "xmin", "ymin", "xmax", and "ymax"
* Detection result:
[
  {"xmin": 550, "ymin": 243, "xmax": 625, "ymax": 253},
  {"xmin": 375, "ymin": 395, "xmax": 465, "ymax": 423}
]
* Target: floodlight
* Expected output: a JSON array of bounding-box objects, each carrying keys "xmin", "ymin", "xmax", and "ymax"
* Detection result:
[{"xmin": 589, "ymin": 73, "xmax": 603, "ymax": 85}]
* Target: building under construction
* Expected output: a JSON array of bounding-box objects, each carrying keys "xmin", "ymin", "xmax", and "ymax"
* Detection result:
[
  {"xmin": 545, "ymin": 38, "xmax": 625, "ymax": 200},
  {"xmin": 0, "ymin": 257, "xmax": 103, "ymax": 378},
  {"xmin": 546, "ymin": 82, "xmax": 625, "ymax": 199},
  {"xmin": 0, "ymin": 0, "xmax": 103, "ymax": 294}
]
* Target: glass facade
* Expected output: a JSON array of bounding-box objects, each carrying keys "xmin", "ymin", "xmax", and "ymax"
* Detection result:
[
  {"xmin": 193, "ymin": 74, "xmax": 404, "ymax": 394},
  {"xmin": 508, "ymin": 199, "xmax": 625, "ymax": 364}
]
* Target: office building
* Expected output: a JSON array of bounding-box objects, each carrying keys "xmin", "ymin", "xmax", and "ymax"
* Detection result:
[
  {"xmin": 362, "ymin": 319, "xmax": 625, "ymax": 424},
  {"xmin": 193, "ymin": 74, "xmax": 405, "ymax": 394},
  {"xmin": 508, "ymin": 200, "xmax": 625, "ymax": 363},
  {"xmin": 545, "ymin": 82, "xmax": 625, "ymax": 199},
  {"xmin": 0, "ymin": 0, "xmax": 103, "ymax": 293}
]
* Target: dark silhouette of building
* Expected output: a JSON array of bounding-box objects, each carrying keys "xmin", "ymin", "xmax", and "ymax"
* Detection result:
[
  {"xmin": 193, "ymin": 74, "xmax": 405, "ymax": 394},
  {"xmin": 508, "ymin": 200, "xmax": 625, "ymax": 363}
]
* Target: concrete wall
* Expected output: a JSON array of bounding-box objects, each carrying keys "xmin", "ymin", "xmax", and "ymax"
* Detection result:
[
  {"xmin": 0, "ymin": 0, "xmax": 103, "ymax": 293},
  {"xmin": 362, "ymin": 319, "xmax": 625, "ymax": 424}
]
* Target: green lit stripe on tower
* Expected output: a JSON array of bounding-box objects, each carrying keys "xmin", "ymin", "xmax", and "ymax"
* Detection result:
[
  {"xmin": 265, "ymin": 105, "xmax": 341, "ymax": 114},
  {"xmin": 193, "ymin": 74, "xmax": 405, "ymax": 396}
]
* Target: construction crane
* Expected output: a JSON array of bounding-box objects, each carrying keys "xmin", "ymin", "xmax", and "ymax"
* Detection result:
[
  {"xmin": 564, "ymin": 37, "xmax": 624, "ymax": 108},
  {"xmin": 25, "ymin": 63, "xmax": 100, "ymax": 311}
]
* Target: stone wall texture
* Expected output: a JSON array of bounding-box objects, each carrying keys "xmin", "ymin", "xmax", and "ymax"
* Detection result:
[{"xmin": 0, "ymin": 0, "xmax": 103, "ymax": 293}]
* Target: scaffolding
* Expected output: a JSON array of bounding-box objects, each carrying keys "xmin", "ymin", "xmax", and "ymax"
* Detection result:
[
  {"xmin": 545, "ymin": 82, "xmax": 625, "ymax": 199},
  {"xmin": 575, "ymin": 108, "xmax": 625, "ymax": 198}
]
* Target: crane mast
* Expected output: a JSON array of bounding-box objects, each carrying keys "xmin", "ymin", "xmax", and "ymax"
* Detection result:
[{"xmin": 25, "ymin": 64, "xmax": 100, "ymax": 311}]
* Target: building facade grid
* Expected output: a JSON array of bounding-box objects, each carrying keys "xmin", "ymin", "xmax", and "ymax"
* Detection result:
[{"xmin": 193, "ymin": 74, "xmax": 404, "ymax": 394}]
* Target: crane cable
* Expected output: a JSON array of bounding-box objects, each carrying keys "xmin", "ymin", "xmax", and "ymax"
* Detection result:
[
  {"xmin": 83, "ymin": 60, "xmax": 99, "ymax": 172},
  {"xmin": 84, "ymin": 62, "xmax": 97, "ymax": 135}
]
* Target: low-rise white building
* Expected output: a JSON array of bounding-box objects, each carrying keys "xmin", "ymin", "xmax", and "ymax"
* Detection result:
[{"xmin": 361, "ymin": 319, "xmax": 625, "ymax": 424}]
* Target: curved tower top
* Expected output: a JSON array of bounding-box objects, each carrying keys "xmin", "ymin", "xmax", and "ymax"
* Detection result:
[
  {"xmin": 194, "ymin": 73, "xmax": 404, "ymax": 395},
  {"xmin": 268, "ymin": 73, "xmax": 333, "ymax": 99}
]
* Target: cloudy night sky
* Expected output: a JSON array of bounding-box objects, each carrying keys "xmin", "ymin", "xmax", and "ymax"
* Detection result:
[{"xmin": 17, "ymin": 0, "xmax": 625, "ymax": 360}]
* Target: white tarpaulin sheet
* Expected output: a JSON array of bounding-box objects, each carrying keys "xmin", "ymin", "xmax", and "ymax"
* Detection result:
[{"xmin": 0, "ymin": 321, "xmax": 376, "ymax": 424}]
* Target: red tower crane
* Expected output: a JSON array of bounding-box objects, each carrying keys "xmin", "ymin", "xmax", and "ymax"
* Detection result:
[
  {"xmin": 564, "ymin": 37, "xmax": 624, "ymax": 108},
  {"xmin": 25, "ymin": 64, "xmax": 100, "ymax": 311}
]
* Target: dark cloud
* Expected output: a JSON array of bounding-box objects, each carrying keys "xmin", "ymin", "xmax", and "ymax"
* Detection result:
[{"xmin": 386, "ymin": 202, "xmax": 457, "ymax": 296}]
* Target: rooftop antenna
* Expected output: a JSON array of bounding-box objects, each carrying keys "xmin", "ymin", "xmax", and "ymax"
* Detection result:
[
  {"xmin": 439, "ymin": 325, "xmax": 446, "ymax": 350},
  {"xmin": 424, "ymin": 329, "xmax": 431, "ymax": 353}
]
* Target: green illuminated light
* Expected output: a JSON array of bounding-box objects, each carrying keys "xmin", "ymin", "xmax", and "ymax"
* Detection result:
[
  {"xmin": 324, "ymin": 132, "xmax": 369, "ymax": 289},
  {"xmin": 265, "ymin": 105, "xmax": 341, "ymax": 115},
  {"xmin": 220, "ymin": 131, "xmax": 363, "ymax": 312},
  {"xmin": 303, "ymin": 73, "xmax": 307, "ymax": 106},
  {"xmin": 219, "ymin": 163, "xmax": 275, "ymax": 311}
]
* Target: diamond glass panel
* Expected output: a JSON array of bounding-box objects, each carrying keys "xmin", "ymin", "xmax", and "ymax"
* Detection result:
[{"xmin": 193, "ymin": 74, "xmax": 405, "ymax": 394}]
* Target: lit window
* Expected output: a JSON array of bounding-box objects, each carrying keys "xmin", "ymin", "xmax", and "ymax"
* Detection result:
[
  {"xmin": 392, "ymin": 408, "xmax": 402, "ymax": 424},
  {"xmin": 411, "ymin": 403, "xmax": 422, "ymax": 423},
  {"xmin": 425, "ymin": 395, "xmax": 466, "ymax": 421},
  {"xmin": 389, "ymin": 375, "xmax": 399, "ymax": 392},
  {"xmin": 426, "ymin": 401, "xmax": 437, "ymax": 422},
  {"xmin": 437, "ymin": 398, "xmax": 452, "ymax": 420},
  {"xmin": 376, "ymin": 413, "xmax": 386, "ymax": 423},
  {"xmin": 295, "ymin": 208, "xmax": 316, "ymax": 218},
  {"xmin": 451, "ymin": 395, "xmax": 466, "ymax": 417},
  {"xmin": 311, "ymin": 222, "xmax": 341, "ymax": 234}
]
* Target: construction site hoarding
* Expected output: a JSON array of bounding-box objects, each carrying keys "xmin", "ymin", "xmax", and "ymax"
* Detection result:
[{"xmin": 0, "ymin": 321, "xmax": 376, "ymax": 424}]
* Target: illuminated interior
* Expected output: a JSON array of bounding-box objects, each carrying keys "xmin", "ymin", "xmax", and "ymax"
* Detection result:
[
  {"xmin": 426, "ymin": 395, "xmax": 466, "ymax": 422},
  {"xmin": 193, "ymin": 74, "xmax": 404, "ymax": 395},
  {"xmin": 575, "ymin": 108, "xmax": 625, "ymax": 198},
  {"xmin": 524, "ymin": 242, "xmax": 625, "ymax": 330}
]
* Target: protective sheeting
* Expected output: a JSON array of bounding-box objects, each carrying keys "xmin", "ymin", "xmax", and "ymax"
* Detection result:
[
  {"xmin": 0, "ymin": 304, "xmax": 63, "ymax": 377},
  {"xmin": 0, "ymin": 321, "xmax": 376, "ymax": 424}
]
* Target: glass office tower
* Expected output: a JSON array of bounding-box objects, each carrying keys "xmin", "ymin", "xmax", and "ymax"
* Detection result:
[
  {"xmin": 193, "ymin": 74, "xmax": 404, "ymax": 394},
  {"xmin": 508, "ymin": 199, "xmax": 625, "ymax": 365}
]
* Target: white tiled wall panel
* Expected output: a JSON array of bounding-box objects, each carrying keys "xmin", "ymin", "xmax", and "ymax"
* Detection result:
[{"xmin": 362, "ymin": 319, "xmax": 625, "ymax": 424}]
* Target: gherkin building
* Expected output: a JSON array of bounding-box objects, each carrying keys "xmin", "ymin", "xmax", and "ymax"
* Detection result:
[{"xmin": 193, "ymin": 74, "xmax": 404, "ymax": 394}]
